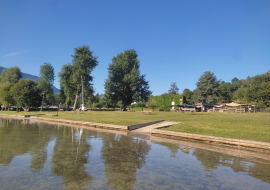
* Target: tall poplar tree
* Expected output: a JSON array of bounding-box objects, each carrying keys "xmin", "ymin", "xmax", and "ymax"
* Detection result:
[
  {"xmin": 58, "ymin": 45, "xmax": 98, "ymax": 110},
  {"xmin": 37, "ymin": 63, "xmax": 55, "ymax": 110}
]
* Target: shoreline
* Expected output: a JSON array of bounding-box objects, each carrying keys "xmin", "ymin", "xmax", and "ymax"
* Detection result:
[{"xmin": 1, "ymin": 114, "xmax": 270, "ymax": 154}]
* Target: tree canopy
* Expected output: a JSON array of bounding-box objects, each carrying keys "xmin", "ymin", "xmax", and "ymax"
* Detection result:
[
  {"xmin": 0, "ymin": 66, "xmax": 22, "ymax": 84},
  {"xmin": 37, "ymin": 63, "xmax": 55, "ymax": 110},
  {"xmin": 11, "ymin": 79, "xmax": 42, "ymax": 111},
  {"xmin": 196, "ymin": 71, "xmax": 221, "ymax": 103},
  {"xmin": 58, "ymin": 45, "xmax": 98, "ymax": 110},
  {"xmin": 183, "ymin": 88, "xmax": 193, "ymax": 104},
  {"xmin": 105, "ymin": 49, "xmax": 151, "ymax": 110}
]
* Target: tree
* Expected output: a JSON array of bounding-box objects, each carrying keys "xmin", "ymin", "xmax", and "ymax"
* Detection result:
[
  {"xmin": 11, "ymin": 79, "xmax": 42, "ymax": 111},
  {"xmin": 0, "ymin": 84, "xmax": 15, "ymax": 110},
  {"xmin": 147, "ymin": 98, "xmax": 157, "ymax": 110},
  {"xmin": 168, "ymin": 82, "xmax": 179, "ymax": 95},
  {"xmin": 183, "ymin": 88, "xmax": 193, "ymax": 104},
  {"xmin": 105, "ymin": 49, "xmax": 152, "ymax": 111},
  {"xmin": 58, "ymin": 63, "xmax": 76, "ymax": 110},
  {"xmin": 196, "ymin": 71, "xmax": 221, "ymax": 103},
  {"xmin": 37, "ymin": 63, "xmax": 55, "ymax": 110},
  {"xmin": 245, "ymin": 72, "xmax": 270, "ymax": 106},
  {"xmin": 58, "ymin": 45, "xmax": 98, "ymax": 111},
  {"xmin": 218, "ymin": 82, "xmax": 231, "ymax": 102},
  {"xmin": 231, "ymin": 77, "xmax": 239, "ymax": 84},
  {"xmin": 0, "ymin": 66, "xmax": 22, "ymax": 84}
]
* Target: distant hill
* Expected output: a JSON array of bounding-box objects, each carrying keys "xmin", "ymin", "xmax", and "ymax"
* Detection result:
[{"xmin": 0, "ymin": 66, "xmax": 60, "ymax": 94}]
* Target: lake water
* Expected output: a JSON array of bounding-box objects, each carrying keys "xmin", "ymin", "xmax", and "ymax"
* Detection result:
[{"xmin": 0, "ymin": 118, "xmax": 270, "ymax": 190}]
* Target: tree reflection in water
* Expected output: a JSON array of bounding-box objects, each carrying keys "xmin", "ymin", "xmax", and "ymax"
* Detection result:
[
  {"xmin": 154, "ymin": 139, "xmax": 270, "ymax": 185},
  {"xmin": 192, "ymin": 148, "xmax": 270, "ymax": 184},
  {"xmin": 51, "ymin": 127, "xmax": 92, "ymax": 190},
  {"xmin": 101, "ymin": 133, "xmax": 151, "ymax": 190},
  {"xmin": 0, "ymin": 119, "xmax": 51, "ymax": 173}
]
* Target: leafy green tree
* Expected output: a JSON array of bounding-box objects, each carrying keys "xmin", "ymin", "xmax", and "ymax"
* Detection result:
[
  {"xmin": 11, "ymin": 79, "xmax": 42, "ymax": 111},
  {"xmin": 168, "ymin": 82, "xmax": 179, "ymax": 95},
  {"xmin": 0, "ymin": 66, "xmax": 22, "ymax": 84},
  {"xmin": 58, "ymin": 63, "xmax": 75, "ymax": 110},
  {"xmin": 37, "ymin": 63, "xmax": 55, "ymax": 110},
  {"xmin": 232, "ymin": 87, "xmax": 247, "ymax": 103},
  {"xmin": 58, "ymin": 45, "xmax": 98, "ymax": 110},
  {"xmin": 245, "ymin": 72, "xmax": 270, "ymax": 106},
  {"xmin": 196, "ymin": 71, "xmax": 221, "ymax": 103},
  {"xmin": 183, "ymin": 88, "xmax": 193, "ymax": 104},
  {"xmin": 55, "ymin": 88, "xmax": 66, "ymax": 107},
  {"xmin": 218, "ymin": 82, "xmax": 231, "ymax": 102},
  {"xmin": 147, "ymin": 98, "xmax": 157, "ymax": 109},
  {"xmin": 105, "ymin": 49, "xmax": 151, "ymax": 111},
  {"xmin": 231, "ymin": 77, "xmax": 239, "ymax": 84},
  {"xmin": 0, "ymin": 84, "xmax": 15, "ymax": 110}
]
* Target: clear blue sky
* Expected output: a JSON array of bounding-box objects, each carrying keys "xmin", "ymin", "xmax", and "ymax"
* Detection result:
[{"xmin": 1, "ymin": 0, "xmax": 269, "ymax": 95}]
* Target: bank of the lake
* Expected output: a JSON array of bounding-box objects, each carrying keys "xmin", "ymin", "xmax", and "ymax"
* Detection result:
[{"xmin": 1, "ymin": 111, "xmax": 270, "ymax": 143}]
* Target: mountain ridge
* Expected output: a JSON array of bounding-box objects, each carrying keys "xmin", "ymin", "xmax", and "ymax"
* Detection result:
[{"xmin": 0, "ymin": 66, "xmax": 60, "ymax": 94}]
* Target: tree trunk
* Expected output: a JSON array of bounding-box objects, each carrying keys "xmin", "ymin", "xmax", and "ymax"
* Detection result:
[
  {"xmin": 73, "ymin": 91, "xmax": 79, "ymax": 111},
  {"xmin": 40, "ymin": 92, "xmax": 44, "ymax": 111},
  {"xmin": 123, "ymin": 103, "xmax": 127, "ymax": 111}
]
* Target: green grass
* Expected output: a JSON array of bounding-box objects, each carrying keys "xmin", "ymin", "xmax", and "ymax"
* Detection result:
[{"xmin": 1, "ymin": 110, "xmax": 270, "ymax": 142}]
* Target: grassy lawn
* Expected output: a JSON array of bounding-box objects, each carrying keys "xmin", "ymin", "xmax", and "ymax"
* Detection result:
[{"xmin": 1, "ymin": 110, "xmax": 270, "ymax": 142}]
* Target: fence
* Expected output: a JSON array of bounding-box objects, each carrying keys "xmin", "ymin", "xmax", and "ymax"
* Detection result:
[{"xmin": 208, "ymin": 108, "xmax": 263, "ymax": 113}]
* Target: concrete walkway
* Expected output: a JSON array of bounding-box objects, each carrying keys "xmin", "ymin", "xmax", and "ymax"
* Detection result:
[{"xmin": 132, "ymin": 121, "xmax": 181, "ymax": 133}]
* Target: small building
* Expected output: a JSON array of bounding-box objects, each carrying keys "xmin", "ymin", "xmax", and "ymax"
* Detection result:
[{"xmin": 193, "ymin": 103, "xmax": 214, "ymax": 112}]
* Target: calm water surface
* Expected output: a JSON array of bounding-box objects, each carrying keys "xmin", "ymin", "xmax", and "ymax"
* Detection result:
[{"xmin": 0, "ymin": 118, "xmax": 270, "ymax": 190}]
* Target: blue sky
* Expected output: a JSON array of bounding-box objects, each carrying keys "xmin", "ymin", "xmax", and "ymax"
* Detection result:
[{"xmin": 1, "ymin": 0, "xmax": 269, "ymax": 95}]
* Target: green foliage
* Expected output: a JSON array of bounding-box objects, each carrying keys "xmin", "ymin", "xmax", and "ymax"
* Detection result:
[
  {"xmin": 246, "ymin": 81, "xmax": 270, "ymax": 107},
  {"xmin": 0, "ymin": 84, "xmax": 15, "ymax": 108},
  {"xmin": 232, "ymin": 87, "xmax": 247, "ymax": 103},
  {"xmin": 105, "ymin": 49, "xmax": 151, "ymax": 110},
  {"xmin": 147, "ymin": 98, "xmax": 157, "ymax": 109},
  {"xmin": 218, "ymin": 82, "xmax": 231, "ymax": 103},
  {"xmin": 55, "ymin": 88, "xmax": 66, "ymax": 106},
  {"xmin": 183, "ymin": 88, "xmax": 193, "ymax": 104},
  {"xmin": 11, "ymin": 79, "xmax": 42, "ymax": 111},
  {"xmin": 37, "ymin": 62, "xmax": 55, "ymax": 107},
  {"xmin": 0, "ymin": 66, "xmax": 22, "ymax": 85},
  {"xmin": 58, "ymin": 63, "xmax": 76, "ymax": 106},
  {"xmin": 196, "ymin": 71, "xmax": 221, "ymax": 103},
  {"xmin": 250, "ymin": 101, "xmax": 267, "ymax": 109},
  {"xmin": 58, "ymin": 45, "xmax": 98, "ymax": 110},
  {"xmin": 132, "ymin": 101, "xmax": 146, "ymax": 108},
  {"xmin": 150, "ymin": 94, "xmax": 182, "ymax": 109},
  {"xmin": 173, "ymin": 95, "xmax": 180, "ymax": 105}
]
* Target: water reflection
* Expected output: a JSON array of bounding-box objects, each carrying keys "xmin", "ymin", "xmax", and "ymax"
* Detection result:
[
  {"xmin": 1, "ymin": 118, "xmax": 270, "ymax": 190},
  {"xmin": 101, "ymin": 133, "xmax": 151, "ymax": 190},
  {"xmin": 152, "ymin": 136, "xmax": 270, "ymax": 185},
  {"xmin": 0, "ymin": 119, "xmax": 51, "ymax": 173},
  {"xmin": 51, "ymin": 127, "xmax": 92, "ymax": 189}
]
